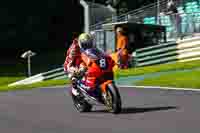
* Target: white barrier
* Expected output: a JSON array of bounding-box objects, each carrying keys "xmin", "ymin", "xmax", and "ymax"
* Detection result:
[
  {"xmin": 8, "ymin": 73, "xmax": 45, "ymax": 87},
  {"xmin": 135, "ymin": 36, "xmax": 200, "ymax": 67},
  {"xmin": 8, "ymin": 66, "xmax": 67, "ymax": 87}
]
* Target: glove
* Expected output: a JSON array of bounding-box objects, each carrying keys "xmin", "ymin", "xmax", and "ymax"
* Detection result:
[
  {"xmin": 71, "ymin": 77, "xmax": 78, "ymax": 86},
  {"xmin": 77, "ymin": 67, "xmax": 87, "ymax": 77}
]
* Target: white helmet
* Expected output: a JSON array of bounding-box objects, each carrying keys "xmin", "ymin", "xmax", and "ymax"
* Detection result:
[{"xmin": 78, "ymin": 33, "xmax": 94, "ymax": 50}]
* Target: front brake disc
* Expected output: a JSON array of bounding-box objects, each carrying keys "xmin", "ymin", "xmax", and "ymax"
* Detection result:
[{"xmin": 105, "ymin": 91, "xmax": 113, "ymax": 111}]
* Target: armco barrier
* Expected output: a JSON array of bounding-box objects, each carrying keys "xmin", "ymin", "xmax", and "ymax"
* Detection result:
[
  {"xmin": 42, "ymin": 67, "xmax": 66, "ymax": 80},
  {"xmin": 8, "ymin": 66, "xmax": 67, "ymax": 87},
  {"xmin": 135, "ymin": 36, "xmax": 200, "ymax": 67}
]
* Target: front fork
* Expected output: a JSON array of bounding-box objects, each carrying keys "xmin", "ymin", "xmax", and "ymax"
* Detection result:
[{"xmin": 100, "ymin": 80, "xmax": 113, "ymax": 110}]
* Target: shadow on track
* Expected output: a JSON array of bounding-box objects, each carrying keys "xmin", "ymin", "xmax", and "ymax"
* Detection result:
[
  {"xmin": 91, "ymin": 106, "xmax": 178, "ymax": 114},
  {"xmin": 120, "ymin": 106, "xmax": 178, "ymax": 114}
]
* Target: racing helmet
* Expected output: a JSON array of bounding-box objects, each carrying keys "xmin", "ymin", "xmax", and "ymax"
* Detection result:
[{"xmin": 78, "ymin": 33, "xmax": 94, "ymax": 50}]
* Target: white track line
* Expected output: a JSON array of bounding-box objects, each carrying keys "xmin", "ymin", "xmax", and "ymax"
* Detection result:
[
  {"xmin": 118, "ymin": 85, "xmax": 200, "ymax": 91},
  {"xmin": 42, "ymin": 85, "xmax": 200, "ymax": 92}
]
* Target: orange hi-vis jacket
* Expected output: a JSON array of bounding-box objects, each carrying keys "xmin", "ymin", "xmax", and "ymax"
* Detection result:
[
  {"xmin": 116, "ymin": 35, "xmax": 129, "ymax": 66},
  {"xmin": 116, "ymin": 34, "xmax": 128, "ymax": 51}
]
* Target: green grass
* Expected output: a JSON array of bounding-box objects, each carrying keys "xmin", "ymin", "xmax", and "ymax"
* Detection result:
[
  {"xmin": 0, "ymin": 76, "xmax": 26, "ymax": 86},
  {"xmin": 0, "ymin": 79, "xmax": 70, "ymax": 92},
  {"xmin": 0, "ymin": 54, "xmax": 70, "ymax": 92},
  {"xmin": 115, "ymin": 60, "xmax": 200, "ymax": 79},
  {"xmin": 135, "ymin": 69, "xmax": 200, "ymax": 89},
  {"xmin": 0, "ymin": 64, "xmax": 70, "ymax": 92}
]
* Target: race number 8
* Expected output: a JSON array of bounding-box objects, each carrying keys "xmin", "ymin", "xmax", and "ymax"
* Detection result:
[{"xmin": 99, "ymin": 58, "xmax": 106, "ymax": 68}]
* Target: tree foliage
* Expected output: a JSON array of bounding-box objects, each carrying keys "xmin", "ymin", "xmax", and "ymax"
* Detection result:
[{"xmin": 85, "ymin": 0, "xmax": 155, "ymax": 15}]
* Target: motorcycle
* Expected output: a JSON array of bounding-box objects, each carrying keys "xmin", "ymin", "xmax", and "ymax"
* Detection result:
[{"xmin": 69, "ymin": 48, "xmax": 122, "ymax": 114}]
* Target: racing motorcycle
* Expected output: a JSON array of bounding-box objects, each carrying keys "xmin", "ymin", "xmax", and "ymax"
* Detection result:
[{"xmin": 69, "ymin": 48, "xmax": 122, "ymax": 114}]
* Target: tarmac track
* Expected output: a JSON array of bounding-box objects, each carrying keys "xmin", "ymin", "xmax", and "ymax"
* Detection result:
[{"xmin": 0, "ymin": 86, "xmax": 200, "ymax": 133}]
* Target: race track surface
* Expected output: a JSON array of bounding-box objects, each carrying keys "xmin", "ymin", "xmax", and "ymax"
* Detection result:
[{"xmin": 0, "ymin": 86, "xmax": 200, "ymax": 133}]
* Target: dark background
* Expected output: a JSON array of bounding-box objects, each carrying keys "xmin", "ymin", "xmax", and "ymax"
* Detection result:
[
  {"xmin": 0, "ymin": 0, "xmax": 155, "ymax": 55},
  {"xmin": 0, "ymin": 0, "xmax": 83, "ymax": 57},
  {"xmin": 0, "ymin": 0, "xmax": 155, "ymax": 73}
]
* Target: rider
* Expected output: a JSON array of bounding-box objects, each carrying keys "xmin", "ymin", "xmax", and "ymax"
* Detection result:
[
  {"xmin": 64, "ymin": 32, "xmax": 115, "ymax": 95},
  {"xmin": 63, "ymin": 32, "xmax": 84, "ymax": 80},
  {"xmin": 77, "ymin": 33, "xmax": 116, "ymax": 95},
  {"xmin": 63, "ymin": 32, "xmax": 95, "ymax": 94}
]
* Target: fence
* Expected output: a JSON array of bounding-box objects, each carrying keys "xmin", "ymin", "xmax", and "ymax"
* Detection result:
[
  {"xmin": 89, "ymin": 0, "xmax": 168, "ymax": 31},
  {"xmin": 90, "ymin": 0, "xmax": 200, "ymax": 41},
  {"xmin": 8, "ymin": 67, "xmax": 66, "ymax": 87},
  {"xmin": 134, "ymin": 36, "xmax": 200, "ymax": 67}
]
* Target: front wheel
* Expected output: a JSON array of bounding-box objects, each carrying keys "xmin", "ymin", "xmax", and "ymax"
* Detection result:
[
  {"xmin": 105, "ymin": 83, "xmax": 122, "ymax": 114},
  {"xmin": 71, "ymin": 93, "xmax": 92, "ymax": 113}
]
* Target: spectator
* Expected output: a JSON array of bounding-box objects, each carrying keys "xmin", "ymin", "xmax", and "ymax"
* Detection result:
[
  {"xmin": 115, "ymin": 26, "xmax": 129, "ymax": 69},
  {"xmin": 166, "ymin": 0, "xmax": 182, "ymax": 38}
]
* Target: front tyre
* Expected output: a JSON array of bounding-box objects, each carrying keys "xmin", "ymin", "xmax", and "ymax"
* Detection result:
[{"xmin": 71, "ymin": 93, "xmax": 92, "ymax": 113}]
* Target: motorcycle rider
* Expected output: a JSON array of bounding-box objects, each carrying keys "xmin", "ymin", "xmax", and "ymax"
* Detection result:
[
  {"xmin": 64, "ymin": 32, "xmax": 86, "ymax": 80},
  {"xmin": 64, "ymin": 32, "xmax": 115, "ymax": 97},
  {"xmin": 64, "ymin": 32, "xmax": 95, "ymax": 95}
]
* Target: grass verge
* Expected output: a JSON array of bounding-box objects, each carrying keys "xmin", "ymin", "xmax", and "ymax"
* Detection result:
[
  {"xmin": 0, "ymin": 62, "xmax": 70, "ymax": 92},
  {"xmin": 0, "ymin": 77, "xmax": 25, "ymax": 86},
  {"xmin": 0, "ymin": 79, "xmax": 70, "ymax": 92},
  {"xmin": 115, "ymin": 60, "xmax": 200, "ymax": 79},
  {"xmin": 134, "ymin": 69, "xmax": 200, "ymax": 89}
]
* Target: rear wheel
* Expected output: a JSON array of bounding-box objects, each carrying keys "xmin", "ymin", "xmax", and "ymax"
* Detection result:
[
  {"xmin": 71, "ymin": 94, "xmax": 92, "ymax": 112},
  {"xmin": 104, "ymin": 83, "xmax": 122, "ymax": 114}
]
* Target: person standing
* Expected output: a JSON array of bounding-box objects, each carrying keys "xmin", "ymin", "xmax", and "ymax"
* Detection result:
[
  {"xmin": 166, "ymin": 0, "xmax": 182, "ymax": 38},
  {"xmin": 115, "ymin": 26, "xmax": 129, "ymax": 69}
]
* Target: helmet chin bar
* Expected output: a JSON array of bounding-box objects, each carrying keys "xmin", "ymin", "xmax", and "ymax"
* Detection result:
[
  {"xmin": 80, "ymin": 41, "xmax": 94, "ymax": 50},
  {"xmin": 78, "ymin": 33, "xmax": 94, "ymax": 50}
]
